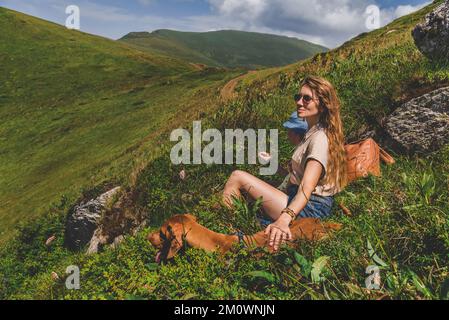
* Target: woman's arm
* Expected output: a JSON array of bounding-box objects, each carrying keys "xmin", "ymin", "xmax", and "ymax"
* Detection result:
[
  {"xmin": 265, "ymin": 159, "xmax": 323, "ymax": 251},
  {"xmin": 286, "ymin": 159, "xmax": 323, "ymax": 216}
]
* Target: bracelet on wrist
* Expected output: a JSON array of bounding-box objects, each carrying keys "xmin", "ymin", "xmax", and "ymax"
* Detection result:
[{"xmin": 281, "ymin": 208, "xmax": 297, "ymax": 225}]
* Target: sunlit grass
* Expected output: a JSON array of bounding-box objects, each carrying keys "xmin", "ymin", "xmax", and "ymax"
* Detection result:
[{"xmin": 1, "ymin": 1, "xmax": 448, "ymax": 300}]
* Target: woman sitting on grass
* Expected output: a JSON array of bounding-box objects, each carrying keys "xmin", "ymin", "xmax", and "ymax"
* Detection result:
[{"xmin": 222, "ymin": 76, "xmax": 348, "ymax": 251}]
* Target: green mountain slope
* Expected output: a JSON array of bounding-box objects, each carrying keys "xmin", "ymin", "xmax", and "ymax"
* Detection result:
[
  {"xmin": 0, "ymin": 7, "xmax": 241, "ymax": 242},
  {"xmin": 120, "ymin": 29, "xmax": 328, "ymax": 69}
]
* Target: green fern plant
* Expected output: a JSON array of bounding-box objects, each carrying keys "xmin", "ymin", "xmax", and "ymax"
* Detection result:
[{"xmin": 228, "ymin": 195, "xmax": 264, "ymax": 235}]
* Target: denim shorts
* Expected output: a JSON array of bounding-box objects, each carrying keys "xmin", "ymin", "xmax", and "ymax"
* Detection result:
[{"xmin": 256, "ymin": 184, "xmax": 334, "ymax": 227}]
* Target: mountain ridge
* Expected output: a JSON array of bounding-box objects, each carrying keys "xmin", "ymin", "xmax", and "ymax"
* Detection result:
[{"xmin": 119, "ymin": 29, "xmax": 328, "ymax": 69}]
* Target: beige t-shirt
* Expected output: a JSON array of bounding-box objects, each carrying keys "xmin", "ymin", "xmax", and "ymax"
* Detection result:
[{"xmin": 290, "ymin": 123, "xmax": 338, "ymax": 197}]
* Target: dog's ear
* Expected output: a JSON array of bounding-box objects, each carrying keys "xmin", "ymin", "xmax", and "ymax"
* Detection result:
[
  {"xmin": 290, "ymin": 218, "xmax": 317, "ymax": 240},
  {"xmin": 310, "ymin": 221, "xmax": 342, "ymax": 241},
  {"xmin": 166, "ymin": 223, "xmax": 185, "ymax": 259},
  {"xmin": 148, "ymin": 230, "xmax": 162, "ymax": 248}
]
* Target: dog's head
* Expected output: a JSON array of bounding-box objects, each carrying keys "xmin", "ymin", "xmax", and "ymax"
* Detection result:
[{"xmin": 147, "ymin": 214, "xmax": 197, "ymax": 263}]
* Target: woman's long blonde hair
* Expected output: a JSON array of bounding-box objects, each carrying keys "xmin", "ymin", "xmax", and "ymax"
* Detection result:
[{"xmin": 301, "ymin": 76, "xmax": 348, "ymax": 192}]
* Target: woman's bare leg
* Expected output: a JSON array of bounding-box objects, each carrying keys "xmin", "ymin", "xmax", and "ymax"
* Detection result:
[{"xmin": 222, "ymin": 170, "xmax": 289, "ymax": 221}]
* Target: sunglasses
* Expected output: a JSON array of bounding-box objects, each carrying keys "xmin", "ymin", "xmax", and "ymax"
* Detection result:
[{"xmin": 294, "ymin": 93, "xmax": 314, "ymax": 103}]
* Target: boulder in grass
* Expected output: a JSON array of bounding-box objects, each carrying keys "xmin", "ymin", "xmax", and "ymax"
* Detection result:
[
  {"xmin": 412, "ymin": 0, "xmax": 449, "ymax": 60},
  {"xmin": 65, "ymin": 187, "xmax": 121, "ymax": 251},
  {"xmin": 384, "ymin": 87, "xmax": 449, "ymax": 153}
]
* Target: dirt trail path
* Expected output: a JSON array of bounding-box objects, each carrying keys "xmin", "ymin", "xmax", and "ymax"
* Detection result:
[
  {"xmin": 220, "ymin": 71, "xmax": 257, "ymax": 101},
  {"xmin": 189, "ymin": 63, "xmax": 207, "ymax": 71}
]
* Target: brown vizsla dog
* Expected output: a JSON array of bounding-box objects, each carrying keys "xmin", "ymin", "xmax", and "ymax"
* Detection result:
[{"xmin": 148, "ymin": 214, "xmax": 341, "ymax": 263}]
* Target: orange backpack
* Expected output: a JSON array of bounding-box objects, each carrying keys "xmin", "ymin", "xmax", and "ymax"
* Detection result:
[{"xmin": 345, "ymin": 138, "xmax": 395, "ymax": 184}]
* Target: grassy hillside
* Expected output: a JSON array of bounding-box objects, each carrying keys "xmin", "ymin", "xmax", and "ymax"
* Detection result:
[
  {"xmin": 120, "ymin": 29, "xmax": 328, "ymax": 69},
  {"xmin": 0, "ymin": 7, "xmax": 242, "ymax": 243},
  {"xmin": 1, "ymin": 1, "xmax": 448, "ymax": 300}
]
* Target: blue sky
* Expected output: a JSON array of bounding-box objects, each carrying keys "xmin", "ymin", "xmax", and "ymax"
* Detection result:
[{"xmin": 0, "ymin": 0, "xmax": 432, "ymax": 47}]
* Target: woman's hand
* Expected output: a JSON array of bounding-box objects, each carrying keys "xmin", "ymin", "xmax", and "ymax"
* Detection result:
[{"xmin": 265, "ymin": 214, "xmax": 292, "ymax": 251}]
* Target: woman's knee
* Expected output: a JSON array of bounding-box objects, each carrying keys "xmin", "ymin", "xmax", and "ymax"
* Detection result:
[{"xmin": 229, "ymin": 170, "xmax": 247, "ymax": 184}]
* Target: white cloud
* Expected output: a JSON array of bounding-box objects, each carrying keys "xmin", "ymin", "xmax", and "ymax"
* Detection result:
[
  {"xmin": 394, "ymin": 2, "xmax": 430, "ymax": 17},
  {"xmin": 209, "ymin": 0, "xmax": 268, "ymax": 20},
  {"xmin": 137, "ymin": 0, "xmax": 154, "ymax": 6},
  {"xmin": 379, "ymin": 1, "xmax": 431, "ymax": 28},
  {"xmin": 204, "ymin": 0, "xmax": 432, "ymax": 47}
]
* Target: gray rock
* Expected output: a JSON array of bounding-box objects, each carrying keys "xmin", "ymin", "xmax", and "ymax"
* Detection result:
[
  {"xmin": 111, "ymin": 235, "xmax": 125, "ymax": 249},
  {"xmin": 358, "ymin": 130, "xmax": 376, "ymax": 141},
  {"xmin": 65, "ymin": 187, "xmax": 121, "ymax": 251},
  {"xmin": 412, "ymin": 0, "xmax": 449, "ymax": 60},
  {"xmin": 97, "ymin": 187, "xmax": 122, "ymax": 207},
  {"xmin": 86, "ymin": 226, "xmax": 111, "ymax": 255},
  {"xmin": 384, "ymin": 87, "xmax": 449, "ymax": 153}
]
